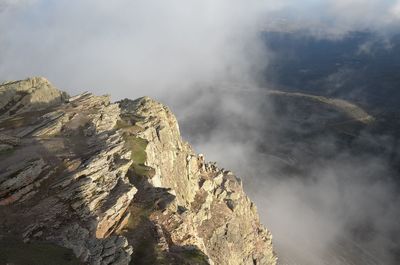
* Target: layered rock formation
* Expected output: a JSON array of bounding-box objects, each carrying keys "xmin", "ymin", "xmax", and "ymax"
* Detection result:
[{"xmin": 0, "ymin": 77, "xmax": 276, "ymax": 265}]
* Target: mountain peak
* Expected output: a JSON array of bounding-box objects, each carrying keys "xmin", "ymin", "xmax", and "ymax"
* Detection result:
[{"xmin": 0, "ymin": 78, "xmax": 276, "ymax": 265}]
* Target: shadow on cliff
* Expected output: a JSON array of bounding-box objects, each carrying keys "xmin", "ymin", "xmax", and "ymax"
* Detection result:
[
  {"xmin": 122, "ymin": 172, "xmax": 210, "ymax": 265},
  {"xmin": 0, "ymin": 104, "xmax": 86, "ymax": 264},
  {"xmin": 0, "ymin": 93, "xmax": 131, "ymax": 264},
  {"xmin": 0, "ymin": 100, "xmax": 209, "ymax": 265}
]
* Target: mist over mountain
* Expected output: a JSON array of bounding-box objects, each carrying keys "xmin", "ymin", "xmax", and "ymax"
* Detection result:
[
  {"xmin": 1, "ymin": 1, "xmax": 400, "ymax": 265},
  {"xmin": 174, "ymin": 30, "xmax": 400, "ymax": 265}
]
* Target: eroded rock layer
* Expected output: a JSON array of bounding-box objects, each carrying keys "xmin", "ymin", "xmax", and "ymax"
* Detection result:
[
  {"xmin": 0, "ymin": 78, "xmax": 276, "ymax": 265},
  {"xmin": 118, "ymin": 97, "xmax": 276, "ymax": 265}
]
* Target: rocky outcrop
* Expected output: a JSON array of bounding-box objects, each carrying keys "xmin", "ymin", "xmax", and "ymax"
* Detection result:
[
  {"xmin": 119, "ymin": 97, "xmax": 276, "ymax": 265},
  {"xmin": 0, "ymin": 77, "xmax": 67, "ymax": 120},
  {"xmin": 0, "ymin": 78, "xmax": 136, "ymax": 264},
  {"xmin": 0, "ymin": 78, "xmax": 276, "ymax": 265}
]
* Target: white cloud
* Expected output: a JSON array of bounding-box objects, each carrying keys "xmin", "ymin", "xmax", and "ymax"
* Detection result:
[
  {"xmin": 1, "ymin": 1, "xmax": 400, "ymax": 98},
  {"xmin": 391, "ymin": 0, "xmax": 400, "ymax": 18},
  {"xmin": 0, "ymin": 0, "xmax": 271, "ymax": 98},
  {"xmin": 264, "ymin": 0, "xmax": 400, "ymax": 38}
]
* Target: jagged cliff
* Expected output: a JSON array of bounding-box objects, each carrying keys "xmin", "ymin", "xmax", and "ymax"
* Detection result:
[{"xmin": 0, "ymin": 77, "xmax": 276, "ymax": 265}]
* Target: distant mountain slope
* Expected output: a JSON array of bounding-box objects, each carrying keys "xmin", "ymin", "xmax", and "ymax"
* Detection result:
[
  {"xmin": 262, "ymin": 31, "xmax": 400, "ymax": 112},
  {"xmin": 179, "ymin": 87, "xmax": 400, "ymax": 265},
  {"xmin": 267, "ymin": 90, "xmax": 374, "ymax": 124}
]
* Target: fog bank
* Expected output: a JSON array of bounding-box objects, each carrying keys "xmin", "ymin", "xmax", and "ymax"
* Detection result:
[{"xmin": 1, "ymin": 1, "xmax": 400, "ymax": 264}]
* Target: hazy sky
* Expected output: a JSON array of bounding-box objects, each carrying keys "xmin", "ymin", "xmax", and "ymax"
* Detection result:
[
  {"xmin": 1, "ymin": 0, "xmax": 272, "ymax": 98},
  {"xmin": 1, "ymin": 0, "xmax": 400, "ymax": 98}
]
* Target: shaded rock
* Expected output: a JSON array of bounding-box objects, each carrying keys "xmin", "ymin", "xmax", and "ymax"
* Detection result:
[
  {"xmin": 0, "ymin": 158, "xmax": 48, "ymax": 205},
  {"xmin": 0, "ymin": 133, "xmax": 20, "ymax": 146},
  {"xmin": 0, "ymin": 144, "xmax": 13, "ymax": 152},
  {"xmin": 0, "ymin": 79, "xmax": 136, "ymax": 265}
]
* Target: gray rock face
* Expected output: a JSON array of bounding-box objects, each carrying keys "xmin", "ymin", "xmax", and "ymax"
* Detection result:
[
  {"xmin": 0, "ymin": 79, "xmax": 135, "ymax": 264},
  {"xmin": 0, "ymin": 78, "xmax": 276, "ymax": 265},
  {"xmin": 119, "ymin": 97, "xmax": 277, "ymax": 265}
]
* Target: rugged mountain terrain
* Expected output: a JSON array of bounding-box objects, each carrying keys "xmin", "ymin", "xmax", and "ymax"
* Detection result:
[{"xmin": 0, "ymin": 77, "xmax": 276, "ymax": 265}]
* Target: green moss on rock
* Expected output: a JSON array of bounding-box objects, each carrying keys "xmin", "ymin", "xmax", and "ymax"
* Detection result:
[{"xmin": 0, "ymin": 238, "xmax": 81, "ymax": 265}]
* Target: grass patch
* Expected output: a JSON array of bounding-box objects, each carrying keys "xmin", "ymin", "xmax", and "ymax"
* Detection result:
[
  {"xmin": 123, "ymin": 134, "xmax": 155, "ymax": 178},
  {"xmin": 180, "ymin": 248, "xmax": 210, "ymax": 264},
  {"xmin": 116, "ymin": 118, "xmax": 144, "ymax": 134},
  {"xmin": 117, "ymin": 119, "xmax": 156, "ymax": 177},
  {"xmin": 0, "ymin": 238, "xmax": 81, "ymax": 265},
  {"xmin": 126, "ymin": 136, "xmax": 147, "ymax": 164}
]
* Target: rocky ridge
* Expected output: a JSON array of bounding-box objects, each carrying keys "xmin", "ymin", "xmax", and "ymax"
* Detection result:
[{"xmin": 0, "ymin": 77, "xmax": 276, "ymax": 265}]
